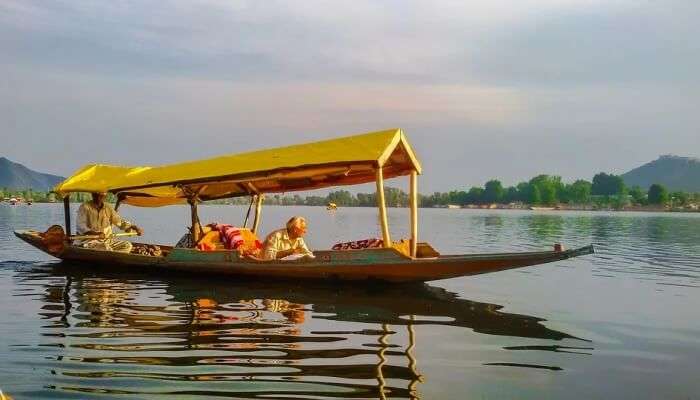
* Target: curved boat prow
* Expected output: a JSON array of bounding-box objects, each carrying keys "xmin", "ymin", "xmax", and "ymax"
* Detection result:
[
  {"xmin": 412, "ymin": 244, "xmax": 595, "ymax": 282},
  {"xmin": 568, "ymin": 244, "xmax": 595, "ymax": 257}
]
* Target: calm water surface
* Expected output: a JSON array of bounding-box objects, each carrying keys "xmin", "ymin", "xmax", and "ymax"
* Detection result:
[{"xmin": 1, "ymin": 204, "xmax": 699, "ymax": 399}]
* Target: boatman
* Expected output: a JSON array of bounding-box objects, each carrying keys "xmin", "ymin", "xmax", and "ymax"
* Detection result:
[
  {"xmin": 262, "ymin": 216, "xmax": 315, "ymax": 260},
  {"xmin": 76, "ymin": 192, "xmax": 143, "ymax": 253}
]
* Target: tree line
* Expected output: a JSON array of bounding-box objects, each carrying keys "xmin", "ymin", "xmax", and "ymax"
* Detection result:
[
  {"xmin": 0, "ymin": 189, "xmax": 117, "ymax": 203},
  {"xmin": 2, "ymin": 173, "xmax": 698, "ymax": 209},
  {"xmin": 411, "ymin": 173, "xmax": 698, "ymax": 208},
  {"xmin": 0, "ymin": 188, "xmax": 56, "ymax": 202},
  {"xmin": 234, "ymin": 173, "xmax": 698, "ymax": 209}
]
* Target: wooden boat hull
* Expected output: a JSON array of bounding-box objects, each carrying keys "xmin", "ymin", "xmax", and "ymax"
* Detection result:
[{"xmin": 14, "ymin": 230, "xmax": 593, "ymax": 283}]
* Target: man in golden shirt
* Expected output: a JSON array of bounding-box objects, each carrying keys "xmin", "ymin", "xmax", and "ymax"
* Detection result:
[
  {"xmin": 262, "ymin": 216, "xmax": 314, "ymax": 260},
  {"xmin": 76, "ymin": 192, "xmax": 143, "ymax": 253}
]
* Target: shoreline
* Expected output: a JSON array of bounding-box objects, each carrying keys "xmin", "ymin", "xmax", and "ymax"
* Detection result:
[{"xmin": 4, "ymin": 201, "xmax": 699, "ymax": 213}]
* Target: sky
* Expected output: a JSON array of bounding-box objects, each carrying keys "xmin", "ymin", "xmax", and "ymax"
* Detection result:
[{"xmin": 1, "ymin": 0, "xmax": 698, "ymax": 192}]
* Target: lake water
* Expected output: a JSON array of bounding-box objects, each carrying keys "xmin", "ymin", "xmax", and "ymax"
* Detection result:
[{"xmin": 1, "ymin": 203, "xmax": 699, "ymax": 399}]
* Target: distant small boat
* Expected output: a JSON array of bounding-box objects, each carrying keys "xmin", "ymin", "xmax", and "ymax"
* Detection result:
[
  {"xmin": 529, "ymin": 206, "xmax": 555, "ymax": 211},
  {"xmin": 326, "ymin": 202, "xmax": 338, "ymax": 210},
  {"xmin": 9, "ymin": 197, "xmax": 18, "ymax": 205}
]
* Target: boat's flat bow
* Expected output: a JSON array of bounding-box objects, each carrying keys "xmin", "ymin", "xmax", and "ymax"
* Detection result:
[{"xmin": 565, "ymin": 244, "xmax": 595, "ymax": 258}]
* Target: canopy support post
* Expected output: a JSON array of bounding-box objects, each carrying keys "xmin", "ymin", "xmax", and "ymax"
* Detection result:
[
  {"xmin": 376, "ymin": 167, "xmax": 391, "ymax": 247},
  {"xmin": 63, "ymin": 196, "xmax": 71, "ymax": 236},
  {"xmin": 243, "ymin": 196, "xmax": 254, "ymax": 228},
  {"xmin": 410, "ymin": 170, "xmax": 418, "ymax": 257},
  {"xmin": 188, "ymin": 198, "xmax": 201, "ymax": 243},
  {"xmin": 252, "ymin": 194, "xmax": 264, "ymax": 235}
]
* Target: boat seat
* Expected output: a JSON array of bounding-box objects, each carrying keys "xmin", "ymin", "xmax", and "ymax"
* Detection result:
[
  {"xmin": 392, "ymin": 239, "xmax": 411, "ymax": 257},
  {"xmin": 393, "ymin": 240, "xmax": 441, "ymax": 258},
  {"xmin": 416, "ymin": 242, "xmax": 440, "ymax": 258}
]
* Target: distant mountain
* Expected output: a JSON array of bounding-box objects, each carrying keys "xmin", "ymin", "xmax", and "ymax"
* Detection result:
[
  {"xmin": 621, "ymin": 155, "xmax": 700, "ymax": 192},
  {"xmin": 0, "ymin": 157, "xmax": 65, "ymax": 191}
]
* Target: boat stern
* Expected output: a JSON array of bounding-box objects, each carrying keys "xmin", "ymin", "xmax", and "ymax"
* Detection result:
[{"xmin": 14, "ymin": 229, "xmax": 64, "ymax": 258}]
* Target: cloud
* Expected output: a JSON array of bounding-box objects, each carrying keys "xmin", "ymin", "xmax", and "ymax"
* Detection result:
[
  {"xmin": 1, "ymin": 1, "xmax": 698, "ymax": 191},
  {"xmin": 2, "ymin": 0, "xmax": 652, "ymax": 85},
  {"xmin": 464, "ymin": 0, "xmax": 700, "ymax": 86}
]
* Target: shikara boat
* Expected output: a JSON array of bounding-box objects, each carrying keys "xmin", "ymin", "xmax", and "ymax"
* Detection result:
[{"xmin": 15, "ymin": 128, "xmax": 594, "ymax": 283}]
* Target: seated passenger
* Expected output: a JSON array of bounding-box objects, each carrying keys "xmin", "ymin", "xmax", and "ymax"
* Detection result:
[
  {"xmin": 76, "ymin": 192, "xmax": 143, "ymax": 253},
  {"xmin": 262, "ymin": 216, "xmax": 314, "ymax": 260}
]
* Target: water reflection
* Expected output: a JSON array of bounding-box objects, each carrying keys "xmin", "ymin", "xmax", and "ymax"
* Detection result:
[
  {"xmin": 4, "ymin": 207, "xmax": 700, "ymax": 399},
  {"xmin": 522, "ymin": 215, "xmax": 565, "ymax": 243},
  {"xmin": 14, "ymin": 263, "xmax": 584, "ymax": 399}
]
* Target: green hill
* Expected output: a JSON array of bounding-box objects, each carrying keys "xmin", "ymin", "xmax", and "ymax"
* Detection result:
[
  {"xmin": 621, "ymin": 155, "xmax": 700, "ymax": 192},
  {"xmin": 0, "ymin": 157, "xmax": 65, "ymax": 191}
]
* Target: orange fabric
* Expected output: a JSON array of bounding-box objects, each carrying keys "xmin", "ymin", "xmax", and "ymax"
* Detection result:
[
  {"xmin": 236, "ymin": 228, "xmax": 263, "ymax": 256},
  {"xmin": 196, "ymin": 230, "xmax": 223, "ymax": 251},
  {"xmin": 208, "ymin": 224, "xmax": 262, "ymax": 256}
]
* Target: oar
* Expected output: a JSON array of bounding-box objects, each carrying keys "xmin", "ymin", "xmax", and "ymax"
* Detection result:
[{"xmin": 69, "ymin": 231, "xmax": 138, "ymax": 241}]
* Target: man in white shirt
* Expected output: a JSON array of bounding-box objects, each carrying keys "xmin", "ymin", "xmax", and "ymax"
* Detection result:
[
  {"xmin": 262, "ymin": 216, "xmax": 314, "ymax": 260},
  {"xmin": 76, "ymin": 192, "xmax": 143, "ymax": 253}
]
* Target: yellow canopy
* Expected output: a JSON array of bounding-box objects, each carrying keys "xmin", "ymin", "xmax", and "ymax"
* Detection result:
[{"xmin": 54, "ymin": 128, "xmax": 421, "ymax": 207}]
